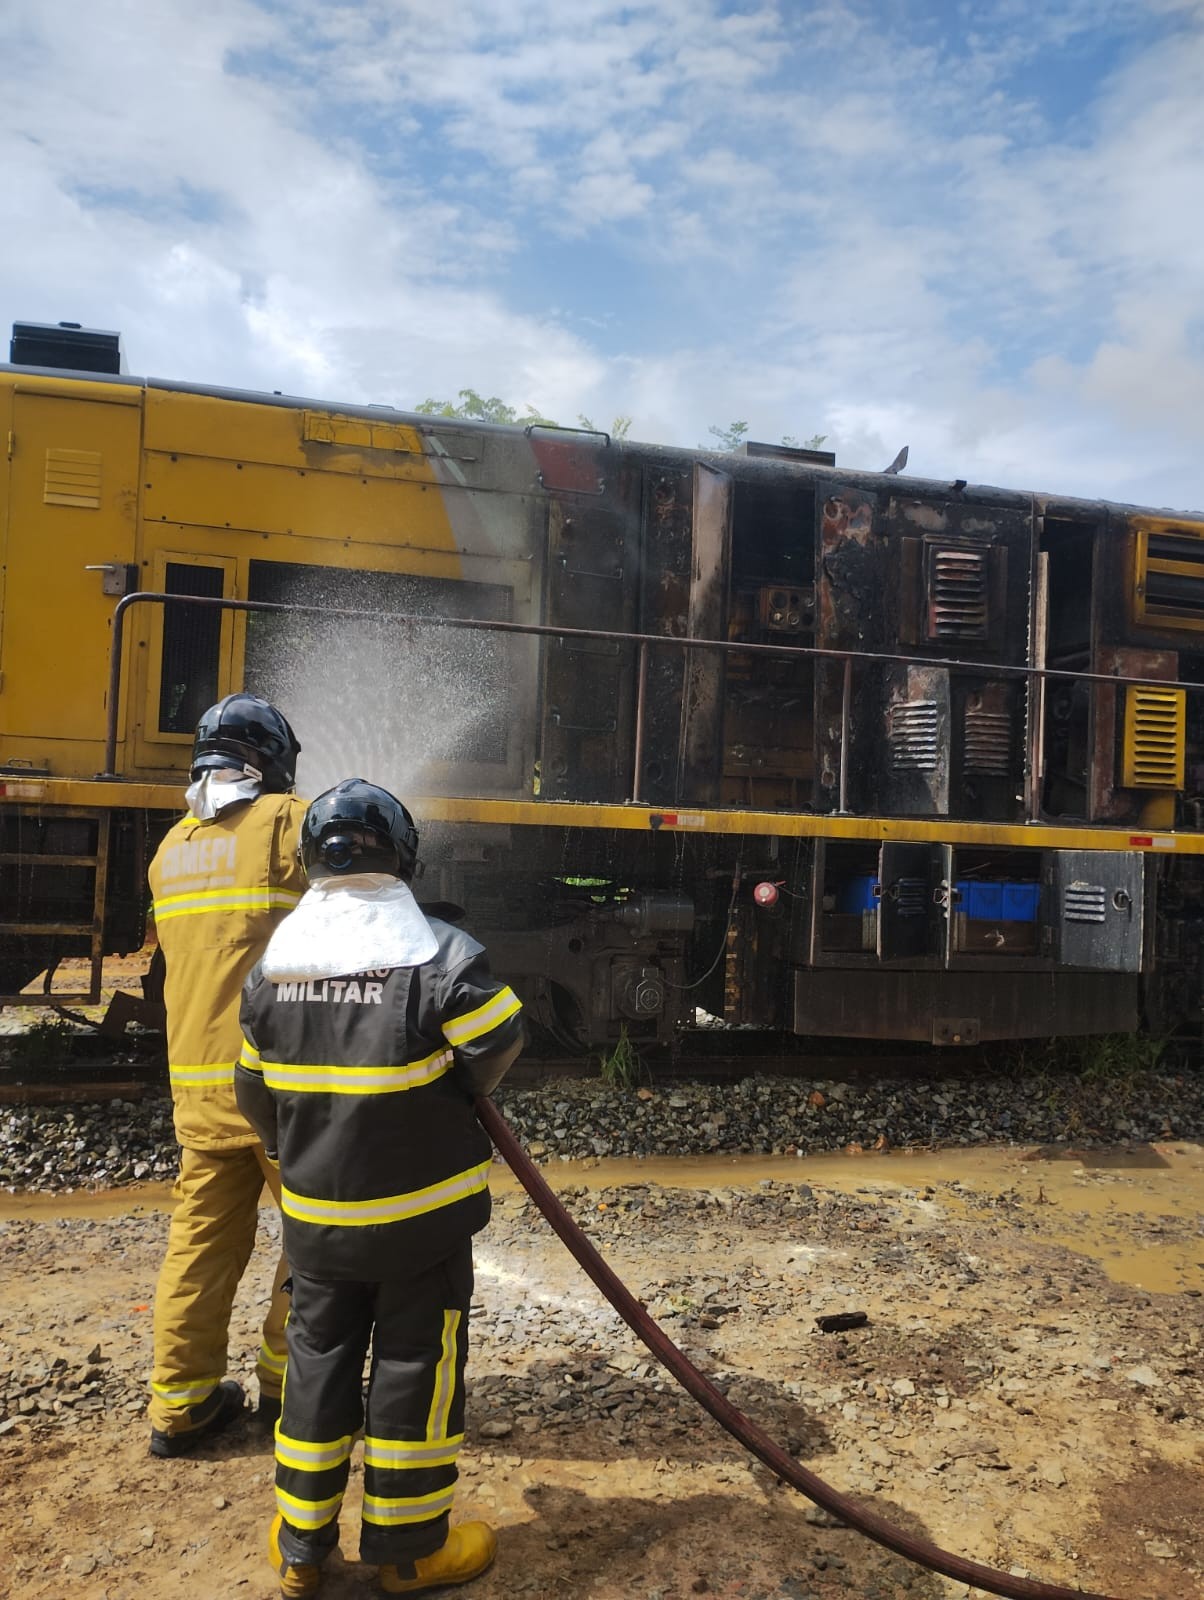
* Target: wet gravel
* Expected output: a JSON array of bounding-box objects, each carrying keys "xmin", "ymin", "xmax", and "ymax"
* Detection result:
[{"xmin": 2, "ymin": 1062, "xmax": 1203, "ymax": 1192}]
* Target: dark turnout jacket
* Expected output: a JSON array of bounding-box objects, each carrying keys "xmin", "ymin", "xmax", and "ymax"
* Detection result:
[{"xmin": 235, "ymin": 918, "xmax": 523, "ymax": 1281}]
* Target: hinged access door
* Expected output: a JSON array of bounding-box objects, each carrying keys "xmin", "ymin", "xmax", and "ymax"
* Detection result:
[
  {"xmin": 877, "ymin": 842, "xmax": 950, "ymax": 965},
  {"xmin": 1050, "ymin": 850, "xmax": 1145, "ymax": 971}
]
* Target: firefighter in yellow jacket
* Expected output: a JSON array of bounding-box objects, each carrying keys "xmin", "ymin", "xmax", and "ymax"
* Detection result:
[{"xmin": 146, "ymin": 694, "xmax": 307, "ymax": 1457}]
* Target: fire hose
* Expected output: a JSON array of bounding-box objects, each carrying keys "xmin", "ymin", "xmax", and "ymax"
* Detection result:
[{"xmin": 477, "ymin": 1098, "xmax": 1128, "ymax": 1600}]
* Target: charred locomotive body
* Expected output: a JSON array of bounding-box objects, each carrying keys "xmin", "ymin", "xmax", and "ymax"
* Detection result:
[{"xmin": 4, "ymin": 328, "xmax": 1204, "ymax": 1049}]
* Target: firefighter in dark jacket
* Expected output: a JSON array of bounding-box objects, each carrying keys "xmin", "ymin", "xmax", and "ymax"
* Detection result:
[{"xmin": 235, "ymin": 779, "xmax": 523, "ymax": 1599}]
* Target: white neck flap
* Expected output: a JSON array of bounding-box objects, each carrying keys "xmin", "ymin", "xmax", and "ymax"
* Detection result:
[{"xmin": 262, "ymin": 873, "xmax": 439, "ymax": 982}]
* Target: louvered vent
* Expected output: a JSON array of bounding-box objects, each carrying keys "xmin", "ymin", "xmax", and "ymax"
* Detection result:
[
  {"xmin": 926, "ymin": 545, "xmax": 989, "ymax": 640},
  {"xmin": 894, "ymin": 877, "xmax": 927, "ymax": 918},
  {"xmin": 44, "ymin": 448, "xmax": 101, "ymax": 508},
  {"xmin": 889, "ymin": 701, "xmax": 940, "ymax": 770},
  {"xmin": 1064, "ymin": 882, "xmax": 1107, "ymax": 924},
  {"xmin": 964, "ymin": 705, "xmax": 1011, "ymax": 775},
  {"xmin": 1136, "ymin": 528, "xmax": 1204, "ymax": 627},
  {"xmin": 1122, "ymin": 686, "xmax": 1185, "ymax": 788}
]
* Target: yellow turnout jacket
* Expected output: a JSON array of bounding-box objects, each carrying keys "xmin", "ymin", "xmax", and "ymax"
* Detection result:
[{"xmin": 149, "ymin": 792, "xmax": 307, "ymax": 1150}]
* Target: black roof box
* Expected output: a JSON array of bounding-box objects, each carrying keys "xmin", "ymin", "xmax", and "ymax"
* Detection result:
[{"xmin": 10, "ymin": 320, "xmax": 124, "ymax": 375}]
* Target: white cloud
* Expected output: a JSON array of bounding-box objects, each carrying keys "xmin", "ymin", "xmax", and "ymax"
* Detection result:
[{"xmin": 1, "ymin": 0, "xmax": 1203, "ymax": 512}]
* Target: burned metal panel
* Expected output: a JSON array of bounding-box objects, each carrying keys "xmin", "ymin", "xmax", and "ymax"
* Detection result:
[
  {"xmin": 1087, "ymin": 645, "xmax": 1179, "ymax": 824},
  {"xmin": 792, "ymin": 968, "xmax": 1139, "ymax": 1041},
  {"xmin": 956, "ymin": 678, "xmax": 1023, "ymax": 821},
  {"xmin": 813, "ymin": 484, "xmax": 884, "ymax": 812},
  {"xmin": 877, "ymin": 842, "xmax": 947, "ymax": 963},
  {"xmin": 883, "ymin": 665, "xmax": 951, "ymax": 816},
  {"xmin": 889, "ymin": 497, "xmax": 1030, "ymax": 659},
  {"xmin": 538, "ymin": 497, "xmax": 637, "ymax": 800},
  {"xmin": 677, "ymin": 463, "xmax": 732, "ymax": 805},
  {"xmin": 637, "ymin": 468, "xmax": 693, "ymax": 804},
  {"xmin": 1049, "ymin": 850, "xmax": 1144, "ymax": 972}
]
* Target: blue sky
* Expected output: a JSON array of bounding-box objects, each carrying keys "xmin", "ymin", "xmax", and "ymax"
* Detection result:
[{"xmin": 3, "ymin": 0, "xmax": 1204, "ymax": 508}]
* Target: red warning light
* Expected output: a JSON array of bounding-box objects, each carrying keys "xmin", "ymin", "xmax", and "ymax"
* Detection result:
[{"xmin": 753, "ymin": 881, "xmax": 779, "ymax": 907}]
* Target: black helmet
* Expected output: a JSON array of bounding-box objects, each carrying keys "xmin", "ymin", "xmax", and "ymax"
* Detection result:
[
  {"xmin": 301, "ymin": 779, "xmax": 419, "ymax": 882},
  {"xmin": 191, "ymin": 694, "xmax": 300, "ymax": 792}
]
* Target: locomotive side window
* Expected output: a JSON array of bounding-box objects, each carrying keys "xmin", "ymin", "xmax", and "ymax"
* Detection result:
[{"xmin": 158, "ymin": 561, "xmax": 225, "ymax": 734}]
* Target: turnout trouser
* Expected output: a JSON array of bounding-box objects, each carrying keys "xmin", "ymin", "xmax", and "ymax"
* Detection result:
[
  {"xmin": 274, "ymin": 1243, "xmax": 473, "ymax": 1569},
  {"xmin": 149, "ymin": 1143, "xmax": 290, "ymax": 1435}
]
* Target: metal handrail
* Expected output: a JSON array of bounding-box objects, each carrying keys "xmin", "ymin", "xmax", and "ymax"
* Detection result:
[{"xmin": 99, "ymin": 591, "xmax": 1204, "ymax": 821}]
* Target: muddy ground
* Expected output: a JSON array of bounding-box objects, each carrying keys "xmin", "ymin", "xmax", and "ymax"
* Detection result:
[{"xmin": 2, "ymin": 1146, "xmax": 1203, "ymax": 1600}]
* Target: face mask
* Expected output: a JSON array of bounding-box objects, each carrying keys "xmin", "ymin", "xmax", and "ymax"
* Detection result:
[{"xmin": 185, "ymin": 768, "xmax": 263, "ymax": 821}]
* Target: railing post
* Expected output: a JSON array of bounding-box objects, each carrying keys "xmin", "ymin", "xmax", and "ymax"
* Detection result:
[
  {"xmin": 630, "ymin": 639, "xmax": 649, "ymax": 803},
  {"xmin": 836, "ymin": 656, "xmax": 853, "ymax": 815}
]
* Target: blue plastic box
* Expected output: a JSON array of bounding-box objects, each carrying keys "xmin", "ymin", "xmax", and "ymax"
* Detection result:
[
  {"xmin": 956, "ymin": 880, "xmax": 1040, "ymax": 922},
  {"xmin": 836, "ymin": 875, "xmax": 879, "ymax": 915},
  {"xmin": 1001, "ymin": 882, "xmax": 1041, "ymax": 922},
  {"xmin": 957, "ymin": 881, "xmax": 1003, "ymax": 920}
]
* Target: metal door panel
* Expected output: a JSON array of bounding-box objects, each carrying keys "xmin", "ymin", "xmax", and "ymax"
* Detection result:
[{"xmin": 1051, "ymin": 850, "xmax": 1144, "ymax": 971}]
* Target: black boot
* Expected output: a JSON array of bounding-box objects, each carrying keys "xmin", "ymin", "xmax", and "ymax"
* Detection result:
[{"xmin": 149, "ymin": 1380, "xmax": 245, "ymax": 1457}]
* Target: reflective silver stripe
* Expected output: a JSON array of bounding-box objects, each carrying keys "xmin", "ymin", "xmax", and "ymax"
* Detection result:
[
  {"xmin": 426, "ymin": 1311, "xmax": 460, "ymax": 1442},
  {"xmin": 154, "ymin": 886, "xmax": 302, "ymax": 922},
  {"xmin": 151, "ymin": 1375, "xmax": 222, "ymax": 1404},
  {"xmin": 275, "ymin": 1431, "xmax": 353, "ymax": 1472},
  {"xmin": 275, "ymin": 1486, "xmax": 344, "ymax": 1528},
  {"xmin": 258, "ymin": 1342, "xmax": 288, "ymax": 1376},
  {"xmin": 281, "ymin": 1161, "xmax": 490, "ymax": 1228},
  {"xmin": 361, "ymin": 1485, "xmax": 456, "ymax": 1525},
  {"xmin": 169, "ymin": 1064, "xmax": 234, "ymax": 1087},
  {"xmin": 442, "ymin": 986, "xmax": 521, "ymax": 1047},
  {"xmin": 363, "ymin": 1433, "xmax": 462, "ymax": 1470},
  {"xmin": 261, "ymin": 1050, "xmax": 452, "ymax": 1096}
]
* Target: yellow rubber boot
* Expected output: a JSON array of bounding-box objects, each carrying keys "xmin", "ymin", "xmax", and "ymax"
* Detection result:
[
  {"xmin": 377, "ymin": 1522, "xmax": 497, "ymax": 1593},
  {"xmin": 268, "ymin": 1513, "xmax": 322, "ymax": 1599}
]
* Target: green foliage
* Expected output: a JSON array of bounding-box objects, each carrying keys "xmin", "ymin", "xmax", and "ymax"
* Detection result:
[
  {"xmin": 706, "ymin": 420, "xmax": 749, "ymax": 451},
  {"xmin": 578, "ymin": 413, "xmax": 632, "ymax": 440},
  {"xmin": 414, "ymin": 390, "xmax": 558, "ymax": 427},
  {"xmin": 6, "ymin": 1018, "xmax": 79, "ymax": 1068},
  {"xmin": 706, "ymin": 422, "xmax": 827, "ymax": 453},
  {"xmin": 1005, "ymin": 1032, "xmax": 1169, "ymax": 1133},
  {"xmin": 596, "ymin": 1024, "xmax": 645, "ymax": 1090}
]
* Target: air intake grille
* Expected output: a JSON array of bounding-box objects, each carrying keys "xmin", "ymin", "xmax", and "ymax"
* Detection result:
[
  {"xmin": 926, "ymin": 545, "xmax": 989, "ymax": 640},
  {"xmin": 964, "ymin": 705, "xmax": 1011, "ymax": 775},
  {"xmin": 1122, "ymin": 686, "xmax": 1185, "ymax": 789},
  {"xmin": 1136, "ymin": 527, "xmax": 1204, "ymax": 629},
  {"xmin": 889, "ymin": 701, "xmax": 940, "ymax": 770},
  {"xmin": 1064, "ymin": 882, "xmax": 1107, "ymax": 924},
  {"xmin": 44, "ymin": 448, "xmax": 101, "ymax": 508}
]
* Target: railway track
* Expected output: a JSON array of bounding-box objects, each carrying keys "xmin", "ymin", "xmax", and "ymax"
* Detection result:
[{"xmin": 0, "ymin": 1029, "xmax": 1003, "ymax": 1104}]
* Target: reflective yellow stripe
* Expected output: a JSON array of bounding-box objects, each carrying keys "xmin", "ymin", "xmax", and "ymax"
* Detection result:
[
  {"xmin": 151, "ymin": 1375, "xmax": 222, "ymax": 1404},
  {"xmin": 281, "ymin": 1161, "xmax": 490, "ymax": 1228},
  {"xmin": 275, "ymin": 1485, "xmax": 344, "ymax": 1528},
  {"xmin": 362, "ymin": 1486, "xmax": 456, "ymax": 1525},
  {"xmin": 363, "ymin": 1432, "xmax": 462, "ymax": 1471},
  {"xmin": 442, "ymin": 987, "xmax": 521, "ymax": 1047},
  {"xmin": 239, "ymin": 1039, "xmax": 261, "ymax": 1072},
  {"xmin": 258, "ymin": 1342, "xmax": 288, "ymax": 1377},
  {"xmin": 275, "ymin": 1431, "xmax": 353, "ymax": 1471},
  {"xmin": 153, "ymin": 886, "xmax": 302, "ymax": 923},
  {"xmin": 261, "ymin": 1049, "xmax": 452, "ymax": 1096},
  {"xmin": 169, "ymin": 1063, "xmax": 235, "ymax": 1088},
  {"xmin": 426, "ymin": 1311, "xmax": 460, "ymax": 1442}
]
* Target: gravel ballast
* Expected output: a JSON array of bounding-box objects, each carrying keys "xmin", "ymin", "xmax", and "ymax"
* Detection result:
[{"xmin": 2, "ymin": 1064, "xmax": 1202, "ymax": 1192}]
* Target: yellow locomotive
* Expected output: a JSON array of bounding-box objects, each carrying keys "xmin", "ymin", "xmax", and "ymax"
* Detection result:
[{"xmin": 4, "ymin": 318, "xmax": 1204, "ymax": 1048}]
